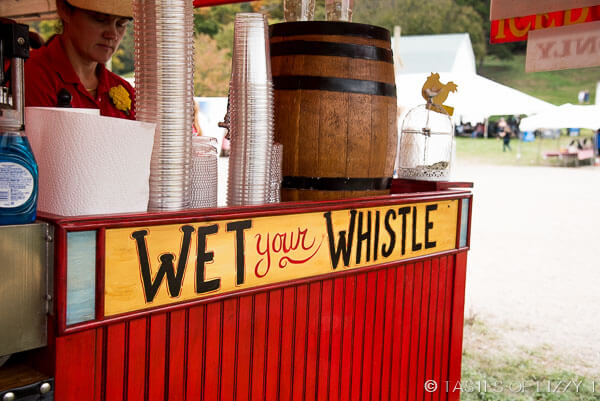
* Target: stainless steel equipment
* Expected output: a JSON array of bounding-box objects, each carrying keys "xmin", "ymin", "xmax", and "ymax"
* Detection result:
[
  {"xmin": 0, "ymin": 222, "xmax": 52, "ymax": 358},
  {"xmin": 0, "ymin": 20, "xmax": 50, "ymax": 360},
  {"xmin": 0, "ymin": 20, "xmax": 28, "ymax": 132}
]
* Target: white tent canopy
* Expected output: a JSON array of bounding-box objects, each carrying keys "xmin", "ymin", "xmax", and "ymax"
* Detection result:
[
  {"xmin": 393, "ymin": 33, "xmax": 556, "ymax": 124},
  {"xmin": 519, "ymin": 103, "xmax": 600, "ymax": 131},
  {"xmin": 396, "ymin": 72, "xmax": 556, "ymax": 124}
]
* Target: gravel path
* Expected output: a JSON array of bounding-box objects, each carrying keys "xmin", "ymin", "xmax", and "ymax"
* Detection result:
[{"xmin": 453, "ymin": 161, "xmax": 600, "ymax": 372}]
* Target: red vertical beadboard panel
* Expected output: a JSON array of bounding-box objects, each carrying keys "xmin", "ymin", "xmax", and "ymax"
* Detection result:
[
  {"xmin": 410, "ymin": 259, "xmax": 431, "ymax": 400},
  {"xmin": 278, "ymin": 286, "xmax": 296, "ymax": 401},
  {"xmin": 425, "ymin": 258, "xmax": 441, "ymax": 401},
  {"xmin": 55, "ymin": 330, "xmax": 98, "ymax": 401},
  {"xmin": 105, "ymin": 322, "xmax": 126, "ymax": 401},
  {"xmin": 327, "ymin": 277, "xmax": 345, "ymax": 401},
  {"xmin": 433, "ymin": 257, "xmax": 448, "ymax": 401},
  {"xmin": 94, "ymin": 328, "xmax": 104, "ymax": 401},
  {"xmin": 317, "ymin": 279, "xmax": 334, "ymax": 401},
  {"xmin": 250, "ymin": 292, "xmax": 268, "ymax": 401},
  {"xmin": 291, "ymin": 284, "xmax": 309, "ymax": 401},
  {"xmin": 360, "ymin": 271, "xmax": 378, "ymax": 401},
  {"xmin": 305, "ymin": 281, "xmax": 323, "ymax": 401},
  {"xmin": 167, "ymin": 310, "xmax": 187, "ymax": 401},
  {"xmin": 338, "ymin": 275, "xmax": 356, "ymax": 401},
  {"xmin": 380, "ymin": 267, "xmax": 399, "ymax": 401},
  {"xmin": 448, "ymin": 252, "xmax": 468, "ymax": 401},
  {"xmin": 126, "ymin": 318, "xmax": 148, "ymax": 401},
  {"xmin": 186, "ymin": 305, "xmax": 206, "ymax": 401},
  {"xmin": 390, "ymin": 264, "xmax": 410, "ymax": 401},
  {"xmin": 440, "ymin": 256, "xmax": 453, "ymax": 401},
  {"xmin": 350, "ymin": 273, "xmax": 367, "ymax": 401},
  {"xmin": 265, "ymin": 289, "xmax": 283, "ymax": 401},
  {"xmin": 407, "ymin": 262, "xmax": 424, "ymax": 401},
  {"xmin": 204, "ymin": 302, "xmax": 223, "ymax": 401},
  {"xmin": 221, "ymin": 298, "xmax": 239, "ymax": 401},
  {"xmin": 416, "ymin": 260, "xmax": 433, "ymax": 401},
  {"xmin": 147, "ymin": 313, "xmax": 167, "ymax": 401},
  {"xmin": 370, "ymin": 268, "xmax": 389, "ymax": 401},
  {"xmin": 236, "ymin": 295, "xmax": 254, "ymax": 401}
]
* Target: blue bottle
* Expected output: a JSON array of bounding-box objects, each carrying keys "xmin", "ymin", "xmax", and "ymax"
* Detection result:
[{"xmin": 0, "ymin": 131, "xmax": 38, "ymax": 225}]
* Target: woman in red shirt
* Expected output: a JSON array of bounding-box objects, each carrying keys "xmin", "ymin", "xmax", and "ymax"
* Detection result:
[{"xmin": 25, "ymin": 0, "xmax": 135, "ymax": 119}]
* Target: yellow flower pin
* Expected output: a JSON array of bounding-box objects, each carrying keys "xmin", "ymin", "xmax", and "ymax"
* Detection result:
[{"xmin": 108, "ymin": 85, "xmax": 132, "ymax": 115}]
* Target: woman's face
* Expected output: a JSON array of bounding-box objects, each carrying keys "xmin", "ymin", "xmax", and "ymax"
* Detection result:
[{"xmin": 63, "ymin": 7, "xmax": 130, "ymax": 64}]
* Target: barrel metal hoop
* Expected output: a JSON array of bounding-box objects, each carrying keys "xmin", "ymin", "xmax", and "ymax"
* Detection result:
[
  {"xmin": 282, "ymin": 176, "xmax": 392, "ymax": 191},
  {"xmin": 273, "ymin": 76, "xmax": 396, "ymax": 97},
  {"xmin": 270, "ymin": 40, "xmax": 393, "ymax": 63},
  {"xmin": 269, "ymin": 21, "xmax": 391, "ymax": 41}
]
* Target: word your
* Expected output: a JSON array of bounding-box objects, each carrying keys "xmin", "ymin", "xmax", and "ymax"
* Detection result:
[{"xmin": 254, "ymin": 228, "xmax": 322, "ymax": 277}]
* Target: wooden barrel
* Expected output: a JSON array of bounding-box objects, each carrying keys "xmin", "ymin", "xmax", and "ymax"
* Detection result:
[{"xmin": 270, "ymin": 21, "xmax": 397, "ymax": 201}]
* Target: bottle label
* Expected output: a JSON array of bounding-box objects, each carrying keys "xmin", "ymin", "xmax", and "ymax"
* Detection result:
[{"xmin": 0, "ymin": 162, "xmax": 35, "ymax": 208}]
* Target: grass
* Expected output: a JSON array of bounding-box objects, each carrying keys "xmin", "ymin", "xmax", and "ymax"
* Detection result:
[
  {"xmin": 479, "ymin": 54, "xmax": 600, "ymax": 106},
  {"xmin": 455, "ymin": 136, "xmax": 597, "ymax": 166},
  {"xmin": 461, "ymin": 315, "xmax": 600, "ymax": 401}
]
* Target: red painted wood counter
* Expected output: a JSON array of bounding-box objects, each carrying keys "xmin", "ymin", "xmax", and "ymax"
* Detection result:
[{"xmin": 6, "ymin": 183, "xmax": 472, "ymax": 401}]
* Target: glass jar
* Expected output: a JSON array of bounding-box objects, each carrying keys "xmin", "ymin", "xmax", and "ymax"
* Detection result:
[{"xmin": 396, "ymin": 103, "xmax": 454, "ymax": 181}]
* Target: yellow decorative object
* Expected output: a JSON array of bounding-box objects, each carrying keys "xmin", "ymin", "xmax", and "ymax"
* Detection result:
[
  {"xmin": 421, "ymin": 72, "xmax": 458, "ymax": 116},
  {"xmin": 108, "ymin": 85, "xmax": 131, "ymax": 115}
]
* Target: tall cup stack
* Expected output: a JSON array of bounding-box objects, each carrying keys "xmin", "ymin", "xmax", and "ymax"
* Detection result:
[
  {"xmin": 227, "ymin": 13, "xmax": 274, "ymax": 206},
  {"xmin": 134, "ymin": 0, "xmax": 194, "ymax": 211}
]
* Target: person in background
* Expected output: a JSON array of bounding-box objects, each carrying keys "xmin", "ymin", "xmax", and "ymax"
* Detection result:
[{"xmin": 25, "ymin": 0, "xmax": 135, "ymax": 119}]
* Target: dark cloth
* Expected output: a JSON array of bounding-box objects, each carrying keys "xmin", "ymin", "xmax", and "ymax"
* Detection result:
[{"xmin": 25, "ymin": 35, "xmax": 135, "ymax": 120}]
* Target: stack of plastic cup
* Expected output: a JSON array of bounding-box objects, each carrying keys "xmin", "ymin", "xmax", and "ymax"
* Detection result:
[
  {"xmin": 133, "ymin": 0, "xmax": 194, "ymax": 211},
  {"xmin": 284, "ymin": 0, "xmax": 315, "ymax": 21},
  {"xmin": 227, "ymin": 13, "xmax": 274, "ymax": 206},
  {"xmin": 268, "ymin": 142, "xmax": 283, "ymax": 203},
  {"xmin": 190, "ymin": 136, "xmax": 218, "ymax": 208},
  {"xmin": 326, "ymin": 0, "xmax": 354, "ymax": 21}
]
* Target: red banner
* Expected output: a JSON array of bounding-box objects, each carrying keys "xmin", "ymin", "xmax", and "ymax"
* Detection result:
[{"xmin": 490, "ymin": 5, "xmax": 600, "ymax": 43}]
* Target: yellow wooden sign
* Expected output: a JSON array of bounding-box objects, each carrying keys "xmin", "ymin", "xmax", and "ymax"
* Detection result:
[{"xmin": 104, "ymin": 200, "xmax": 459, "ymax": 316}]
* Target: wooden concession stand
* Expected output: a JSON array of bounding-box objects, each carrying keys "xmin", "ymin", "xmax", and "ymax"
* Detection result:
[{"xmin": 0, "ymin": 1, "xmax": 472, "ymax": 400}]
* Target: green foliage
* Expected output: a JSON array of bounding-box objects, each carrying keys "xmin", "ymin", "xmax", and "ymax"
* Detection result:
[
  {"xmin": 193, "ymin": 33, "xmax": 231, "ymax": 96},
  {"xmin": 193, "ymin": 3, "xmax": 254, "ymax": 37},
  {"xmin": 479, "ymin": 54, "xmax": 600, "ymax": 105},
  {"xmin": 28, "ymin": 20, "xmax": 61, "ymax": 41},
  {"xmin": 111, "ymin": 23, "xmax": 134, "ymax": 75},
  {"xmin": 353, "ymin": 0, "xmax": 488, "ymax": 64}
]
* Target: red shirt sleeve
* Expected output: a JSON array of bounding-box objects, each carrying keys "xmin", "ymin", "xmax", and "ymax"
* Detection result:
[{"xmin": 24, "ymin": 56, "xmax": 60, "ymax": 108}]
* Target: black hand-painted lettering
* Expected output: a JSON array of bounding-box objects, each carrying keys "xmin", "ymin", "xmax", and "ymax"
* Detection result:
[
  {"xmin": 398, "ymin": 207, "xmax": 410, "ymax": 255},
  {"xmin": 226, "ymin": 220, "xmax": 252, "ymax": 285},
  {"xmin": 196, "ymin": 225, "xmax": 220, "ymax": 294},
  {"xmin": 132, "ymin": 225, "xmax": 194, "ymax": 303},
  {"xmin": 425, "ymin": 204, "xmax": 438, "ymax": 248},
  {"xmin": 411, "ymin": 206, "xmax": 422, "ymax": 251},
  {"xmin": 373, "ymin": 211, "xmax": 380, "ymax": 261},
  {"xmin": 381, "ymin": 209, "xmax": 396, "ymax": 257},
  {"xmin": 324, "ymin": 210, "xmax": 357, "ymax": 269},
  {"xmin": 356, "ymin": 211, "xmax": 372, "ymax": 264}
]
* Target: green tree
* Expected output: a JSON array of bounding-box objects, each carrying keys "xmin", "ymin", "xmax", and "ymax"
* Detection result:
[
  {"xmin": 354, "ymin": 0, "xmax": 487, "ymax": 65},
  {"xmin": 194, "ymin": 33, "xmax": 231, "ymax": 96},
  {"xmin": 111, "ymin": 24, "xmax": 134, "ymax": 75}
]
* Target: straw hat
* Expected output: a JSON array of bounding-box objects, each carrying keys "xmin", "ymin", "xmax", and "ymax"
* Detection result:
[{"xmin": 66, "ymin": 0, "xmax": 133, "ymax": 18}]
